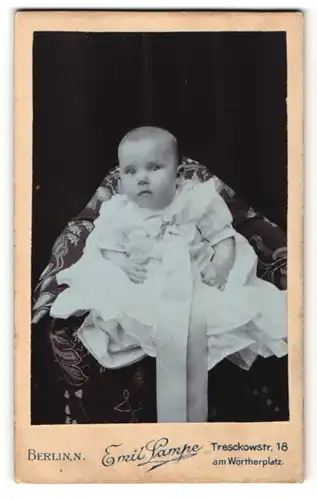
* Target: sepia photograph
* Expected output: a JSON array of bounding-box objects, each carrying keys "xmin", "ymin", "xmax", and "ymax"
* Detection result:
[{"xmin": 14, "ymin": 10, "xmax": 303, "ymax": 484}]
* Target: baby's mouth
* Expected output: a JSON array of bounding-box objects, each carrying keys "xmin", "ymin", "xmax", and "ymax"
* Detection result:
[{"xmin": 138, "ymin": 190, "xmax": 152, "ymax": 196}]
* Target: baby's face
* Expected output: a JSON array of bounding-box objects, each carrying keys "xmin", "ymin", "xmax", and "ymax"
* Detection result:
[{"xmin": 118, "ymin": 136, "xmax": 178, "ymax": 210}]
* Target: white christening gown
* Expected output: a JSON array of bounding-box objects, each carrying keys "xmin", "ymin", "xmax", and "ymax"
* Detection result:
[{"xmin": 50, "ymin": 178, "xmax": 287, "ymax": 422}]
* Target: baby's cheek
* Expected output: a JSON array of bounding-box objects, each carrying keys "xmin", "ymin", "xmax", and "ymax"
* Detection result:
[
  {"xmin": 121, "ymin": 179, "xmax": 134, "ymax": 196},
  {"xmin": 159, "ymin": 178, "xmax": 176, "ymax": 198}
]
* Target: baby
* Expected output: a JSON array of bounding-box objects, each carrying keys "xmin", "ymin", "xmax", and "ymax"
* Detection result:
[
  {"xmin": 109, "ymin": 127, "xmax": 235, "ymax": 288},
  {"xmin": 50, "ymin": 126, "xmax": 287, "ymax": 423}
]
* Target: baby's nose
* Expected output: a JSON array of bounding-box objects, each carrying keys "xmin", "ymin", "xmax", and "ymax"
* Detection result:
[{"xmin": 137, "ymin": 175, "xmax": 149, "ymax": 185}]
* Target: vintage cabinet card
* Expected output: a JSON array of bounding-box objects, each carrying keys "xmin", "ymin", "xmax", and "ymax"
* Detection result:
[{"xmin": 14, "ymin": 10, "xmax": 304, "ymax": 483}]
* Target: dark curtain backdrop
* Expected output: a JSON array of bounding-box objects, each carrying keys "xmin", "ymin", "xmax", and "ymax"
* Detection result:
[{"xmin": 32, "ymin": 31, "xmax": 287, "ymax": 291}]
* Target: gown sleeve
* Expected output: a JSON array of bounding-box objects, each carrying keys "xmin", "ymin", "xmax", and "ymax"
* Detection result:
[
  {"xmin": 188, "ymin": 178, "xmax": 236, "ymax": 246},
  {"xmin": 192, "ymin": 179, "xmax": 258, "ymax": 285},
  {"xmin": 52, "ymin": 194, "xmax": 129, "ymax": 310},
  {"xmin": 83, "ymin": 194, "xmax": 128, "ymax": 255}
]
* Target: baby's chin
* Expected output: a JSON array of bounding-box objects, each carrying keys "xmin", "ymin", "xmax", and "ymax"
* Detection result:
[
  {"xmin": 134, "ymin": 196, "xmax": 170, "ymax": 211},
  {"xmin": 135, "ymin": 198, "xmax": 158, "ymax": 210}
]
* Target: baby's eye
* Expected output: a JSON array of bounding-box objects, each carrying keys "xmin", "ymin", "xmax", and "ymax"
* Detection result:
[
  {"xmin": 150, "ymin": 164, "xmax": 162, "ymax": 171},
  {"xmin": 125, "ymin": 167, "xmax": 136, "ymax": 175}
]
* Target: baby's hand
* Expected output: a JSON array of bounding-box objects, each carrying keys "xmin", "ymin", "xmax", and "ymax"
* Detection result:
[
  {"xmin": 122, "ymin": 257, "xmax": 149, "ymax": 284},
  {"xmin": 201, "ymin": 262, "xmax": 228, "ymax": 290},
  {"xmin": 101, "ymin": 250, "xmax": 148, "ymax": 284}
]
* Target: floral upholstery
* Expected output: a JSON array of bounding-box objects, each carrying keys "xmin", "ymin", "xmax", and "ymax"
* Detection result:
[{"xmin": 31, "ymin": 157, "xmax": 288, "ymax": 424}]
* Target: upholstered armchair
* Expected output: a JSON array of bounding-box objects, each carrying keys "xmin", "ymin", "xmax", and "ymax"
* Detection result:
[{"xmin": 31, "ymin": 157, "xmax": 288, "ymax": 424}]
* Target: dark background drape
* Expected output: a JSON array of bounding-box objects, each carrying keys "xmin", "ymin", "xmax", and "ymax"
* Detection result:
[{"xmin": 31, "ymin": 32, "xmax": 287, "ymax": 424}]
